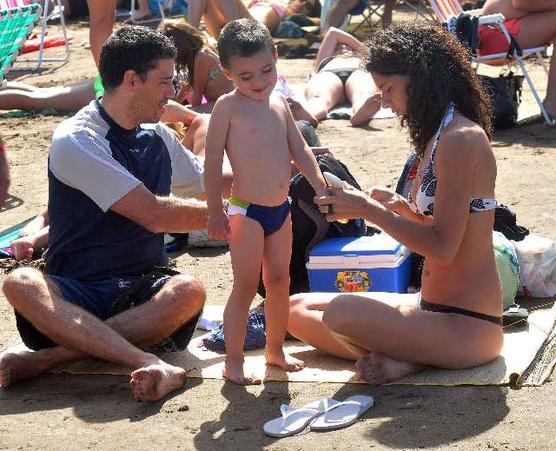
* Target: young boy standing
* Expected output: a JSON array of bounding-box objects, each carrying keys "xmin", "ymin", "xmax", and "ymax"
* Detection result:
[{"xmin": 205, "ymin": 19, "xmax": 328, "ymax": 385}]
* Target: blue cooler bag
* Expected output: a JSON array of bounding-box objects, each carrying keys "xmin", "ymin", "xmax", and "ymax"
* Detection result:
[{"xmin": 306, "ymin": 235, "xmax": 411, "ymax": 293}]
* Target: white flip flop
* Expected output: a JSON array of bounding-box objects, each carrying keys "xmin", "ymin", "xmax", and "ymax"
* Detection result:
[
  {"xmin": 263, "ymin": 398, "xmax": 339, "ymax": 437},
  {"xmin": 309, "ymin": 395, "xmax": 374, "ymax": 431}
]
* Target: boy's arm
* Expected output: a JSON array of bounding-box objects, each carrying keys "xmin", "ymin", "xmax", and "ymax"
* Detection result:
[
  {"xmin": 204, "ymin": 97, "xmax": 232, "ymax": 239},
  {"xmin": 283, "ymin": 97, "xmax": 327, "ymax": 196}
]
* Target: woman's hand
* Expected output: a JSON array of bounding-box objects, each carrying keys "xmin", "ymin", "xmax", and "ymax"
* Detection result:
[
  {"xmin": 314, "ymin": 183, "xmax": 385, "ymax": 222},
  {"xmin": 369, "ymin": 187, "xmax": 409, "ymax": 214}
]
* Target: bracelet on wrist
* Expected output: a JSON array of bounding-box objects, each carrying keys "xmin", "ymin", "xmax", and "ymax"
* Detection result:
[{"xmin": 0, "ymin": 145, "xmax": 6, "ymax": 153}]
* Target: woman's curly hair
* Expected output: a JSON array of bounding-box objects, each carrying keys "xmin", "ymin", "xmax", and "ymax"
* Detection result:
[
  {"xmin": 363, "ymin": 21, "xmax": 492, "ymax": 158},
  {"xmin": 158, "ymin": 19, "xmax": 207, "ymax": 87}
]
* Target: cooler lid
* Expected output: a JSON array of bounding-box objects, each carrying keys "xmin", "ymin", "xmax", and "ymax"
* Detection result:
[{"xmin": 310, "ymin": 235, "xmax": 404, "ymax": 257}]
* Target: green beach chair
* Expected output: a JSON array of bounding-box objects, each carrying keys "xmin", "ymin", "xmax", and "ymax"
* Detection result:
[{"xmin": 0, "ymin": 3, "xmax": 41, "ymax": 82}]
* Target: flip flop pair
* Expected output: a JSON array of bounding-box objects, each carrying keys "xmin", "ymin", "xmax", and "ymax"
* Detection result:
[{"xmin": 263, "ymin": 395, "xmax": 374, "ymax": 437}]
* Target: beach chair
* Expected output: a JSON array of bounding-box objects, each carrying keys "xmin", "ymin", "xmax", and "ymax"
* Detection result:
[
  {"xmin": 0, "ymin": 3, "xmax": 41, "ymax": 81},
  {"xmin": 350, "ymin": 0, "xmax": 434, "ymax": 34},
  {"xmin": 0, "ymin": 0, "xmax": 70, "ymax": 72},
  {"xmin": 427, "ymin": 0, "xmax": 554, "ymax": 125}
]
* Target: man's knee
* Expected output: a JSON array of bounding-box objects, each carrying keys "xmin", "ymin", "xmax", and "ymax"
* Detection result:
[
  {"xmin": 165, "ymin": 274, "xmax": 206, "ymax": 313},
  {"xmin": 2, "ymin": 267, "xmax": 43, "ymax": 307}
]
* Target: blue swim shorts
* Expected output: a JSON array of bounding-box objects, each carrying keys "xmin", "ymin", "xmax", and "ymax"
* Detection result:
[
  {"xmin": 227, "ymin": 196, "xmax": 291, "ymax": 235},
  {"xmin": 15, "ymin": 267, "xmax": 200, "ymax": 352}
]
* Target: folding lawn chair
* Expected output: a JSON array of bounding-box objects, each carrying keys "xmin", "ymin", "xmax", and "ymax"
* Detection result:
[
  {"xmin": 350, "ymin": 0, "xmax": 434, "ymax": 34},
  {"xmin": 0, "ymin": 3, "xmax": 41, "ymax": 82},
  {"xmin": 2, "ymin": 0, "xmax": 70, "ymax": 72},
  {"xmin": 427, "ymin": 0, "xmax": 554, "ymax": 125}
]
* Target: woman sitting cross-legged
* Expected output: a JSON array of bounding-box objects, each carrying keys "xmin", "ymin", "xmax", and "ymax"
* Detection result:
[{"xmin": 288, "ymin": 21, "xmax": 504, "ymax": 383}]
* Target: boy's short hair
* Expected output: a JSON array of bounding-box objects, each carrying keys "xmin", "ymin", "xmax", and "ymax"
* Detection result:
[
  {"xmin": 99, "ymin": 25, "xmax": 177, "ymax": 91},
  {"xmin": 217, "ymin": 18, "xmax": 274, "ymax": 68}
]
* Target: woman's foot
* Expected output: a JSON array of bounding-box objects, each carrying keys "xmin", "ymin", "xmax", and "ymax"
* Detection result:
[
  {"xmin": 223, "ymin": 359, "xmax": 262, "ymax": 385},
  {"xmin": 266, "ymin": 349, "xmax": 305, "ymax": 372},
  {"xmin": 350, "ymin": 94, "xmax": 382, "ymax": 126},
  {"xmin": 288, "ymin": 98, "xmax": 319, "ymax": 127},
  {"xmin": 355, "ymin": 352, "xmax": 425, "ymax": 383}
]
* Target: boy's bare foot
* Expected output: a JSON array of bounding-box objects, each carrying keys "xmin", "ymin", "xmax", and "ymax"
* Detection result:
[
  {"xmin": 0, "ymin": 347, "xmax": 50, "ymax": 388},
  {"xmin": 223, "ymin": 359, "xmax": 262, "ymax": 385},
  {"xmin": 287, "ymin": 98, "xmax": 319, "ymax": 127},
  {"xmin": 355, "ymin": 352, "xmax": 425, "ymax": 383},
  {"xmin": 266, "ymin": 350, "xmax": 305, "ymax": 372},
  {"xmin": 129, "ymin": 361, "xmax": 187, "ymax": 401},
  {"xmin": 350, "ymin": 95, "xmax": 382, "ymax": 127}
]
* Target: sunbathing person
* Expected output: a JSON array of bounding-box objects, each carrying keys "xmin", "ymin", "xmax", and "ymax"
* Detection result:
[
  {"xmin": 288, "ymin": 22, "xmax": 504, "ymax": 383},
  {"xmin": 187, "ymin": 0, "xmax": 321, "ymax": 38},
  {"xmin": 479, "ymin": 0, "xmax": 556, "ymax": 121},
  {"xmin": 158, "ymin": 19, "xmax": 234, "ymax": 112},
  {"xmin": 289, "ymin": 27, "xmax": 382, "ymax": 126}
]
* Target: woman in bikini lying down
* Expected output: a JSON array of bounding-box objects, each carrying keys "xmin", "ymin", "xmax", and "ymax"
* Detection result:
[
  {"xmin": 288, "ymin": 27, "xmax": 382, "ymax": 127},
  {"xmin": 187, "ymin": 0, "xmax": 321, "ymax": 38},
  {"xmin": 288, "ymin": 21, "xmax": 504, "ymax": 383}
]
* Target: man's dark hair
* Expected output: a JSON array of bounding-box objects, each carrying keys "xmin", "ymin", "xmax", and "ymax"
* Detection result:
[
  {"xmin": 217, "ymin": 18, "xmax": 274, "ymax": 68},
  {"xmin": 99, "ymin": 25, "xmax": 177, "ymax": 91}
]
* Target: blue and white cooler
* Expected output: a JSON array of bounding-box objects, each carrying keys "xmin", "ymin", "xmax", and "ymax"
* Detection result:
[{"xmin": 306, "ymin": 234, "xmax": 411, "ymax": 293}]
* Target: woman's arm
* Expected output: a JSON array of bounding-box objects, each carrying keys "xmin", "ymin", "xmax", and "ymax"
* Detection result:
[
  {"xmin": 190, "ymin": 52, "xmax": 211, "ymax": 106},
  {"xmin": 318, "ymin": 128, "xmax": 485, "ymax": 264},
  {"xmin": 314, "ymin": 27, "xmax": 365, "ymax": 69}
]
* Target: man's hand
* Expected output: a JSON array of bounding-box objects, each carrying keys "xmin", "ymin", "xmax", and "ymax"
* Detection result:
[{"xmin": 10, "ymin": 237, "xmax": 34, "ymax": 261}]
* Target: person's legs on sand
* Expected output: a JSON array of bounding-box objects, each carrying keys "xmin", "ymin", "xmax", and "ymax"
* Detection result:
[
  {"xmin": 87, "ymin": 0, "xmax": 117, "ymax": 68},
  {"xmin": 345, "ymin": 70, "xmax": 382, "ymax": 126},
  {"xmin": 261, "ymin": 214, "xmax": 304, "ymax": 372},
  {"xmin": 293, "ymin": 71, "xmax": 344, "ymax": 124},
  {"xmin": 513, "ymin": 11, "xmax": 556, "ymax": 117},
  {"xmin": 289, "ymin": 291, "xmax": 503, "ymax": 383},
  {"xmin": 223, "ymin": 215, "xmax": 265, "ymax": 385},
  {"xmin": 1, "ymin": 268, "xmax": 205, "ymax": 400}
]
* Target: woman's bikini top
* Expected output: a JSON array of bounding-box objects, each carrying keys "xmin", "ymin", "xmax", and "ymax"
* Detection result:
[{"xmin": 408, "ymin": 104, "xmax": 497, "ymax": 217}]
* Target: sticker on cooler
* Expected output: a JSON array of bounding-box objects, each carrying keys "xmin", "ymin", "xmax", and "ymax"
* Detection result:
[{"xmin": 335, "ymin": 271, "xmax": 371, "ymax": 292}]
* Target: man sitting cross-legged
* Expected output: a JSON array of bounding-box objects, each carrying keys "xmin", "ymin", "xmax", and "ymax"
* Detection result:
[{"xmin": 0, "ymin": 26, "xmax": 231, "ymax": 401}]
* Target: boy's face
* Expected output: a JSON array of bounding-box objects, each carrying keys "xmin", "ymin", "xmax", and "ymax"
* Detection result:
[{"xmin": 222, "ymin": 48, "xmax": 278, "ymax": 101}]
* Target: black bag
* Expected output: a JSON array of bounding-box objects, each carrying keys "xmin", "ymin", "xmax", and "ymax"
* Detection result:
[
  {"xmin": 479, "ymin": 72, "xmax": 524, "ymax": 129},
  {"xmin": 258, "ymin": 154, "xmax": 367, "ymax": 297}
]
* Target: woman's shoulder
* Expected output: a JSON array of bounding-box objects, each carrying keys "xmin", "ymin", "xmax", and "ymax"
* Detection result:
[{"xmin": 438, "ymin": 115, "xmax": 492, "ymax": 163}]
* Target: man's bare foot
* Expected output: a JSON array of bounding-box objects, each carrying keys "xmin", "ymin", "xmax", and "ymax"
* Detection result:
[
  {"xmin": 287, "ymin": 98, "xmax": 319, "ymax": 127},
  {"xmin": 266, "ymin": 350, "xmax": 305, "ymax": 372},
  {"xmin": 350, "ymin": 94, "xmax": 382, "ymax": 126},
  {"xmin": 355, "ymin": 352, "xmax": 425, "ymax": 383},
  {"xmin": 223, "ymin": 359, "xmax": 262, "ymax": 385},
  {"xmin": 0, "ymin": 346, "xmax": 51, "ymax": 388},
  {"xmin": 129, "ymin": 360, "xmax": 187, "ymax": 401}
]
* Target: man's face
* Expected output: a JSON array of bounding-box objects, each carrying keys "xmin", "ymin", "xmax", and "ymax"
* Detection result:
[{"xmin": 130, "ymin": 58, "xmax": 176, "ymax": 124}]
